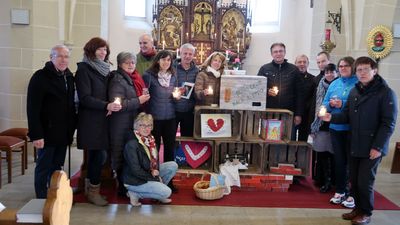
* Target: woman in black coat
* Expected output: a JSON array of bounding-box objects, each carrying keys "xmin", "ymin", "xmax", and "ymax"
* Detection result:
[
  {"xmin": 108, "ymin": 52, "xmax": 150, "ymax": 195},
  {"xmin": 323, "ymin": 57, "xmax": 397, "ymax": 225},
  {"xmin": 75, "ymin": 37, "xmax": 121, "ymax": 206}
]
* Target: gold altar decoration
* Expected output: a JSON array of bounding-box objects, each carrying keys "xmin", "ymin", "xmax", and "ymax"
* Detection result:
[
  {"xmin": 152, "ymin": 0, "xmax": 252, "ymax": 65},
  {"xmin": 367, "ymin": 25, "xmax": 393, "ymax": 60}
]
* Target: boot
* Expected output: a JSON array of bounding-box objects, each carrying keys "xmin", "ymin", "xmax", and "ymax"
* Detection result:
[
  {"xmin": 320, "ymin": 152, "xmax": 332, "ymax": 193},
  {"xmin": 88, "ymin": 183, "xmax": 108, "ymax": 206}
]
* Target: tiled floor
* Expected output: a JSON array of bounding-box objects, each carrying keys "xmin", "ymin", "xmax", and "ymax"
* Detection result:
[{"xmin": 1, "ymin": 146, "xmax": 400, "ymax": 225}]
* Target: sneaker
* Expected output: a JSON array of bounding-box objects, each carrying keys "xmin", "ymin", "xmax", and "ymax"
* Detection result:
[
  {"xmin": 159, "ymin": 198, "xmax": 172, "ymax": 204},
  {"xmin": 127, "ymin": 191, "xmax": 142, "ymax": 206},
  {"xmin": 330, "ymin": 193, "xmax": 346, "ymax": 204},
  {"xmin": 341, "ymin": 196, "xmax": 355, "ymax": 208}
]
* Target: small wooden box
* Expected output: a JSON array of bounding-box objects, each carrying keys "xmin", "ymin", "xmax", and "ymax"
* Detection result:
[
  {"xmin": 242, "ymin": 108, "xmax": 293, "ymax": 143},
  {"xmin": 213, "ymin": 141, "xmax": 264, "ymax": 175},
  {"xmin": 193, "ymin": 106, "xmax": 243, "ymax": 141},
  {"xmin": 264, "ymin": 141, "xmax": 311, "ymax": 176}
]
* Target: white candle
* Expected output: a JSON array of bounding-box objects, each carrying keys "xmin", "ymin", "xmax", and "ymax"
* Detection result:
[
  {"xmin": 114, "ymin": 97, "xmax": 121, "ymax": 105},
  {"xmin": 318, "ymin": 105, "xmax": 327, "ymax": 117},
  {"xmin": 272, "ymin": 86, "xmax": 279, "ymax": 95},
  {"xmin": 225, "ymin": 50, "xmax": 229, "ymax": 59},
  {"xmin": 172, "ymin": 87, "xmax": 181, "ymax": 98},
  {"xmin": 162, "ymin": 40, "xmax": 165, "ymax": 50},
  {"xmin": 176, "ymin": 48, "xmax": 180, "ymax": 59},
  {"xmin": 207, "ymin": 85, "xmax": 214, "ymax": 95},
  {"xmin": 237, "ymin": 42, "xmax": 240, "ymax": 54}
]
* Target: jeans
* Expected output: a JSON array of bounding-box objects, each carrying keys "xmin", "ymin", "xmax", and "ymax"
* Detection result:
[
  {"xmin": 35, "ymin": 146, "xmax": 67, "ymax": 198},
  {"xmin": 125, "ymin": 161, "xmax": 178, "ymax": 200},
  {"xmin": 87, "ymin": 149, "xmax": 107, "ymax": 185}
]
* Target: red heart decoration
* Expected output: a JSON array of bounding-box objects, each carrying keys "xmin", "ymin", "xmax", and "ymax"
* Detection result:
[
  {"xmin": 181, "ymin": 141, "xmax": 212, "ymax": 169},
  {"xmin": 207, "ymin": 118, "xmax": 225, "ymax": 132}
]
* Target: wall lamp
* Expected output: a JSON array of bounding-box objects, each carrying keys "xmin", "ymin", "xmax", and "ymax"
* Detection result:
[{"xmin": 327, "ymin": 7, "xmax": 342, "ymax": 34}]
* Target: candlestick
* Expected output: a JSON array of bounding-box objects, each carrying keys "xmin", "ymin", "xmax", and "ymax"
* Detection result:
[
  {"xmin": 207, "ymin": 85, "xmax": 214, "ymax": 95},
  {"xmin": 113, "ymin": 97, "xmax": 121, "ymax": 105},
  {"xmin": 272, "ymin": 86, "xmax": 279, "ymax": 95},
  {"xmin": 172, "ymin": 87, "xmax": 181, "ymax": 99},
  {"xmin": 318, "ymin": 105, "xmax": 327, "ymax": 117},
  {"xmin": 162, "ymin": 40, "xmax": 165, "ymax": 50}
]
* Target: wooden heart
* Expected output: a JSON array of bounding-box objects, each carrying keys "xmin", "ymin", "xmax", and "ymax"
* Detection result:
[
  {"xmin": 207, "ymin": 118, "xmax": 225, "ymax": 132},
  {"xmin": 181, "ymin": 141, "xmax": 212, "ymax": 169}
]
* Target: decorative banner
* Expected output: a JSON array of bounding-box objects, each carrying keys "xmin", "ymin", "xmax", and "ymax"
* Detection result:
[
  {"xmin": 200, "ymin": 114, "xmax": 232, "ymax": 138},
  {"xmin": 367, "ymin": 25, "xmax": 393, "ymax": 60},
  {"xmin": 181, "ymin": 141, "xmax": 212, "ymax": 169}
]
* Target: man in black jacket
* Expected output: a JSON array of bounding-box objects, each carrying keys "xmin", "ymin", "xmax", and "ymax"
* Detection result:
[
  {"xmin": 322, "ymin": 57, "xmax": 397, "ymax": 225},
  {"xmin": 27, "ymin": 45, "xmax": 77, "ymax": 198},
  {"xmin": 257, "ymin": 43, "xmax": 304, "ymax": 140}
]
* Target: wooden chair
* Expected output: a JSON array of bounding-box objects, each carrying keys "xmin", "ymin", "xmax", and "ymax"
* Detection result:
[
  {"xmin": 0, "ymin": 170, "xmax": 73, "ymax": 225},
  {"xmin": 0, "ymin": 136, "xmax": 25, "ymax": 183},
  {"xmin": 0, "ymin": 128, "xmax": 30, "ymax": 168}
]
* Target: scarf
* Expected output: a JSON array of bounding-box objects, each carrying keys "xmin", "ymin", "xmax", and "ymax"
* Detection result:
[
  {"xmin": 206, "ymin": 66, "xmax": 221, "ymax": 78},
  {"xmin": 82, "ymin": 54, "xmax": 110, "ymax": 77},
  {"xmin": 127, "ymin": 69, "xmax": 146, "ymax": 96},
  {"xmin": 310, "ymin": 78, "xmax": 332, "ymax": 134},
  {"xmin": 157, "ymin": 71, "xmax": 172, "ymax": 87},
  {"xmin": 134, "ymin": 130, "xmax": 158, "ymax": 171},
  {"xmin": 141, "ymin": 48, "xmax": 157, "ymax": 58}
]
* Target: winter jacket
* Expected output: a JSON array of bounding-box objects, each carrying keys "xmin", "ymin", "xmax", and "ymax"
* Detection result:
[
  {"xmin": 194, "ymin": 70, "xmax": 221, "ymax": 106},
  {"xmin": 142, "ymin": 70, "xmax": 177, "ymax": 120},
  {"xmin": 257, "ymin": 59, "xmax": 304, "ymax": 116},
  {"xmin": 173, "ymin": 59, "xmax": 199, "ymax": 112},
  {"xmin": 331, "ymin": 75, "xmax": 397, "ymax": 157},
  {"xmin": 75, "ymin": 62, "xmax": 110, "ymax": 150},
  {"xmin": 27, "ymin": 61, "xmax": 77, "ymax": 146},
  {"xmin": 136, "ymin": 53, "xmax": 155, "ymax": 76},
  {"xmin": 322, "ymin": 75, "xmax": 358, "ymax": 131},
  {"xmin": 108, "ymin": 68, "xmax": 141, "ymax": 170},
  {"xmin": 123, "ymin": 133, "xmax": 160, "ymax": 186}
]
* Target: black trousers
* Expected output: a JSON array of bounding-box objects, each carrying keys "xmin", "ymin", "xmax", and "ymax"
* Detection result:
[
  {"xmin": 330, "ymin": 129, "xmax": 350, "ymax": 194},
  {"xmin": 87, "ymin": 149, "xmax": 107, "ymax": 185},
  {"xmin": 152, "ymin": 118, "xmax": 177, "ymax": 162},
  {"xmin": 175, "ymin": 111, "xmax": 194, "ymax": 137},
  {"xmin": 350, "ymin": 156, "xmax": 381, "ymax": 216}
]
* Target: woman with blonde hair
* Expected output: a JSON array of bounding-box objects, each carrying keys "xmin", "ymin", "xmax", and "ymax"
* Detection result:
[{"xmin": 194, "ymin": 52, "xmax": 226, "ymax": 106}]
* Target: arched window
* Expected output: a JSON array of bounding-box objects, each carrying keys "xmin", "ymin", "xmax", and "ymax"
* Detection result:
[
  {"xmin": 124, "ymin": 0, "xmax": 146, "ymax": 18},
  {"xmin": 251, "ymin": 0, "xmax": 281, "ymax": 33}
]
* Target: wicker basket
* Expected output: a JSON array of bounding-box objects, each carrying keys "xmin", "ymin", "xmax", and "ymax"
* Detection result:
[{"xmin": 193, "ymin": 172, "xmax": 225, "ymax": 200}]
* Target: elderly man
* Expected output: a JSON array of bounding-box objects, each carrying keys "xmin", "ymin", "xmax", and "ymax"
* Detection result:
[
  {"xmin": 257, "ymin": 42, "xmax": 304, "ymax": 140},
  {"xmin": 173, "ymin": 43, "xmax": 199, "ymax": 137},
  {"xmin": 136, "ymin": 34, "xmax": 157, "ymax": 75},
  {"xmin": 294, "ymin": 54, "xmax": 315, "ymax": 141},
  {"xmin": 27, "ymin": 45, "xmax": 77, "ymax": 198}
]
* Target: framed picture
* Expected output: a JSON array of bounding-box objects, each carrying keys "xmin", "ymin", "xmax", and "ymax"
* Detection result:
[
  {"xmin": 180, "ymin": 82, "xmax": 194, "ymax": 99},
  {"xmin": 200, "ymin": 114, "xmax": 232, "ymax": 138},
  {"xmin": 264, "ymin": 119, "xmax": 282, "ymax": 141}
]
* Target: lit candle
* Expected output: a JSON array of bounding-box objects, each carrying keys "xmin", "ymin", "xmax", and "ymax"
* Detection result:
[
  {"xmin": 237, "ymin": 42, "xmax": 240, "ymax": 53},
  {"xmin": 114, "ymin": 97, "xmax": 121, "ymax": 105},
  {"xmin": 162, "ymin": 40, "xmax": 165, "ymax": 50},
  {"xmin": 272, "ymin": 86, "xmax": 279, "ymax": 95},
  {"xmin": 318, "ymin": 105, "xmax": 327, "ymax": 117},
  {"xmin": 207, "ymin": 85, "xmax": 214, "ymax": 95},
  {"xmin": 225, "ymin": 50, "xmax": 229, "ymax": 59},
  {"xmin": 214, "ymin": 33, "xmax": 217, "ymax": 40},
  {"xmin": 172, "ymin": 87, "xmax": 181, "ymax": 99},
  {"xmin": 176, "ymin": 48, "xmax": 180, "ymax": 59},
  {"xmin": 186, "ymin": 32, "xmax": 189, "ymax": 39},
  {"xmin": 325, "ymin": 29, "xmax": 331, "ymax": 41}
]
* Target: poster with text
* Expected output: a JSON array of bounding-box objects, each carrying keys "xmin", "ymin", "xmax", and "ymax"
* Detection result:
[{"xmin": 200, "ymin": 114, "xmax": 232, "ymax": 138}]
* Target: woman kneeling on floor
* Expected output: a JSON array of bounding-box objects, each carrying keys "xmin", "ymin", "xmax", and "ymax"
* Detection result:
[{"xmin": 123, "ymin": 112, "xmax": 178, "ymax": 206}]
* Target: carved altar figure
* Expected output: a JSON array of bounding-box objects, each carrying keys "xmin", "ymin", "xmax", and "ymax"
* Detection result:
[
  {"xmin": 221, "ymin": 9, "xmax": 245, "ymax": 50},
  {"xmin": 159, "ymin": 5, "xmax": 183, "ymax": 49}
]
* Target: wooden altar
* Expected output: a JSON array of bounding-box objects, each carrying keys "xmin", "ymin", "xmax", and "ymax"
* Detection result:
[{"xmin": 152, "ymin": 0, "xmax": 252, "ymax": 65}]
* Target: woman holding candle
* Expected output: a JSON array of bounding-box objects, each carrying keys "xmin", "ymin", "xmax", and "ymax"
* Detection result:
[
  {"xmin": 108, "ymin": 52, "xmax": 150, "ymax": 196},
  {"xmin": 142, "ymin": 50, "xmax": 178, "ymax": 191},
  {"xmin": 310, "ymin": 63, "xmax": 338, "ymax": 193},
  {"xmin": 194, "ymin": 52, "xmax": 226, "ymax": 106},
  {"xmin": 322, "ymin": 56, "xmax": 358, "ymax": 208},
  {"xmin": 75, "ymin": 37, "xmax": 121, "ymax": 206}
]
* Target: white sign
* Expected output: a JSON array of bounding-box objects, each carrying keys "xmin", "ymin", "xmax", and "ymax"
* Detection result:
[{"xmin": 200, "ymin": 114, "xmax": 232, "ymax": 138}]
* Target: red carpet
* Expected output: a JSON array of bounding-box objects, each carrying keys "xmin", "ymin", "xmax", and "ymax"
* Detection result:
[{"xmin": 71, "ymin": 172, "xmax": 400, "ymax": 209}]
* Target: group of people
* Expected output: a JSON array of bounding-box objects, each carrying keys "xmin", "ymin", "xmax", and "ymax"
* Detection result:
[{"xmin": 26, "ymin": 33, "xmax": 397, "ymax": 225}]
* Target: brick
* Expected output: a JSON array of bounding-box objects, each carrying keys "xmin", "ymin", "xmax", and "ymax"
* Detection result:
[{"xmin": 278, "ymin": 163, "xmax": 295, "ymax": 170}]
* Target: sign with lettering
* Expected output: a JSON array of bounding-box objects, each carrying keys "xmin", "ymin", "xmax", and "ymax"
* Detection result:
[{"xmin": 219, "ymin": 75, "xmax": 267, "ymax": 111}]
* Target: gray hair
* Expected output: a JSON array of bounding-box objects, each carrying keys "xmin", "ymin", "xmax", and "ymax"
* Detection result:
[
  {"xmin": 139, "ymin": 33, "xmax": 153, "ymax": 42},
  {"xmin": 117, "ymin": 51, "xmax": 136, "ymax": 67},
  {"xmin": 133, "ymin": 112, "xmax": 153, "ymax": 130},
  {"xmin": 180, "ymin": 43, "xmax": 195, "ymax": 53},
  {"xmin": 50, "ymin": 44, "xmax": 69, "ymax": 59}
]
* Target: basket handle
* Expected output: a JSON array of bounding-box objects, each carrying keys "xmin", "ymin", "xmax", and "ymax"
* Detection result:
[{"xmin": 200, "ymin": 172, "xmax": 221, "ymax": 186}]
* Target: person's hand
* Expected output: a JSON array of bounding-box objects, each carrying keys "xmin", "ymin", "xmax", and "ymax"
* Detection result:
[
  {"xmin": 33, "ymin": 139, "xmax": 44, "ymax": 149},
  {"xmin": 139, "ymin": 94, "xmax": 150, "ymax": 104},
  {"xmin": 370, "ymin": 148, "xmax": 382, "ymax": 160},
  {"xmin": 335, "ymin": 99, "xmax": 343, "ymax": 108},
  {"xmin": 320, "ymin": 112, "xmax": 332, "ymax": 122},
  {"xmin": 294, "ymin": 116, "xmax": 302, "ymax": 126},
  {"xmin": 268, "ymin": 88, "xmax": 278, "ymax": 97},
  {"xmin": 107, "ymin": 102, "xmax": 122, "ymax": 112},
  {"xmin": 151, "ymin": 169, "xmax": 159, "ymax": 177},
  {"xmin": 329, "ymin": 99, "xmax": 337, "ymax": 108}
]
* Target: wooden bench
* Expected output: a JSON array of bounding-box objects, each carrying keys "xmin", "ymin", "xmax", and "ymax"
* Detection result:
[{"xmin": 0, "ymin": 170, "xmax": 73, "ymax": 225}]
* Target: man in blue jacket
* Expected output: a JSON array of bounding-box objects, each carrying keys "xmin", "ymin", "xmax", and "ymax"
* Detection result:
[{"xmin": 322, "ymin": 56, "xmax": 397, "ymax": 225}]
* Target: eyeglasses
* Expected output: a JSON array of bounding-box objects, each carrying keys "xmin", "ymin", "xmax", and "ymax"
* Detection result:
[
  {"xmin": 338, "ymin": 65, "xmax": 351, "ymax": 68},
  {"xmin": 139, "ymin": 124, "xmax": 153, "ymax": 128},
  {"xmin": 356, "ymin": 67, "xmax": 372, "ymax": 73}
]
